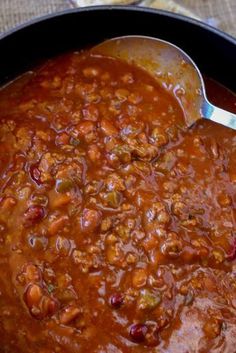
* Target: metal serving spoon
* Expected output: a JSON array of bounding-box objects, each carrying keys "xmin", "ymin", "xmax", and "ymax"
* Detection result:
[{"xmin": 91, "ymin": 36, "xmax": 236, "ymax": 130}]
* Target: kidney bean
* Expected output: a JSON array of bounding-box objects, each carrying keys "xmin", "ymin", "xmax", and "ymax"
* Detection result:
[
  {"xmin": 227, "ymin": 238, "xmax": 236, "ymax": 261},
  {"xmin": 110, "ymin": 293, "xmax": 124, "ymax": 309},
  {"xmin": 130, "ymin": 323, "xmax": 148, "ymax": 343},
  {"xmin": 24, "ymin": 205, "xmax": 45, "ymax": 227},
  {"xmin": 30, "ymin": 163, "xmax": 42, "ymax": 185}
]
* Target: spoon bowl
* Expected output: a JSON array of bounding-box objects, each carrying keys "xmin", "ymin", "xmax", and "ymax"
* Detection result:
[{"xmin": 91, "ymin": 36, "xmax": 236, "ymax": 130}]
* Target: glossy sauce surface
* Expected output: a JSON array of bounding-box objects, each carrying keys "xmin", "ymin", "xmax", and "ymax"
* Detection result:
[{"xmin": 0, "ymin": 52, "xmax": 235, "ymax": 353}]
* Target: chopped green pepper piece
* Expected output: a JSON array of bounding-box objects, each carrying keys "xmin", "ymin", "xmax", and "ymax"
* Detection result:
[
  {"xmin": 47, "ymin": 284, "xmax": 55, "ymax": 293},
  {"xmin": 112, "ymin": 145, "xmax": 131, "ymax": 163},
  {"xmin": 56, "ymin": 179, "xmax": 74, "ymax": 193},
  {"xmin": 185, "ymin": 291, "xmax": 194, "ymax": 305},
  {"xmin": 70, "ymin": 137, "xmax": 80, "ymax": 146},
  {"xmin": 138, "ymin": 289, "xmax": 161, "ymax": 310},
  {"xmin": 105, "ymin": 191, "xmax": 122, "ymax": 208}
]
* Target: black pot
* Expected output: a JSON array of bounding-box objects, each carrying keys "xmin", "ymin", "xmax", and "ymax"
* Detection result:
[{"xmin": 0, "ymin": 6, "xmax": 236, "ymax": 91}]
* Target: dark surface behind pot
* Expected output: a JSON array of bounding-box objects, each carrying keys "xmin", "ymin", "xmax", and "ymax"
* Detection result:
[{"xmin": 0, "ymin": 6, "xmax": 236, "ymax": 90}]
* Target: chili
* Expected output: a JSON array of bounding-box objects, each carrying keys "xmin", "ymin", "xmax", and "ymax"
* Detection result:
[{"xmin": 0, "ymin": 51, "xmax": 235, "ymax": 353}]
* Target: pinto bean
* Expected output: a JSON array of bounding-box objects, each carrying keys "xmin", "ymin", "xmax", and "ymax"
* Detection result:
[
  {"xmin": 25, "ymin": 284, "xmax": 43, "ymax": 308},
  {"xmin": 48, "ymin": 215, "xmax": 69, "ymax": 236},
  {"xmin": 77, "ymin": 121, "xmax": 95, "ymax": 136},
  {"xmin": 101, "ymin": 119, "xmax": 118, "ymax": 136},
  {"xmin": 59, "ymin": 305, "xmax": 81, "ymax": 325},
  {"xmin": 132, "ymin": 269, "xmax": 147, "ymax": 288},
  {"xmin": 81, "ymin": 209, "xmax": 101, "ymax": 233}
]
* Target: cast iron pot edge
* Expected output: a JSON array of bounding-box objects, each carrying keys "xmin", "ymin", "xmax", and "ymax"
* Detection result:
[
  {"xmin": 0, "ymin": 5, "xmax": 236, "ymax": 89},
  {"xmin": 1, "ymin": 5, "xmax": 236, "ymax": 44}
]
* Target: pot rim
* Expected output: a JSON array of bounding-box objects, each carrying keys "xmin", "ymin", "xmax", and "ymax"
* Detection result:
[{"xmin": 0, "ymin": 5, "xmax": 235, "ymax": 45}]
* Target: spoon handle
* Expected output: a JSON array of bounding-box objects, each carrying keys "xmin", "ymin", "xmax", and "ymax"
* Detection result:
[{"xmin": 202, "ymin": 101, "xmax": 236, "ymax": 130}]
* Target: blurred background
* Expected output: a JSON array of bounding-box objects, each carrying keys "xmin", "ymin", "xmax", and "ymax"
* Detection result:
[{"xmin": 0, "ymin": 0, "xmax": 235, "ymax": 37}]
